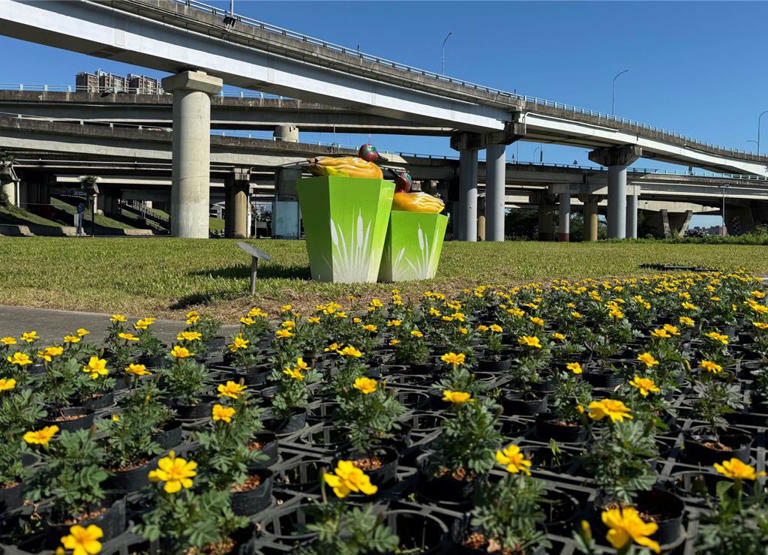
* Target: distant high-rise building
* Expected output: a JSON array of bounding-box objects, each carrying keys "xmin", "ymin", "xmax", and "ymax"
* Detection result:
[
  {"xmin": 76, "ymin": 70, "xmax": 162, "ymax": 94},
  {"xmin": 75, "ymin": 72, "xmax": 99, "ymax": 93},
  {"xmin": 127, "ymin": 73, "xmax": 160, "ymax": 94},
  {"xmin": 97, "ymin": 70, "xmax": 126, "ymax": 93}
]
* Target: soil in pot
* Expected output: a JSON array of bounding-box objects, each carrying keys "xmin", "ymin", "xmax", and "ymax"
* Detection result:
[
  {"xmin": 39, "ymin": 407, "xmax": 94, "ymax": 433},
  {"xmin": 247, "ymin": 432, "xmax": 279, "ymax": 469},
  {"xmin": 82, "ymin": 391, "xmax": 115, "ymax": 410},
  {"xmin": 343, "ymin": 446, "xmax": 399, "ymax": 487},
  {"xmin": 535, "ymin": 413, "xmax": 587, "ymax": 443},
  {"xmin": 46, "ymin": 497, "xmax": 126, "ymax": 547},
  {"xmin": 0, "ymin": 481, "xmax": 22, "ymax": 516},
  {"xmin": 104, "ymin": 457, "xmax": 157, "ymax": 493},
  {"xmin": 419, "ymin": 465, "xmax": 476, "ymax": 506},
  {"xmin": 683, "ymin": 428, "xmax": 753, "ymax": 464},
  {"xmin": 502, "ymin": 393, "xmax": 548, "ymax": 416},
  {"xmin": 231, "ymin": 469, "xmax": 273, "ymax": 516},
  {"xmin": 173, "ymin": 396, "xmax": 215, "ymax": 420}
]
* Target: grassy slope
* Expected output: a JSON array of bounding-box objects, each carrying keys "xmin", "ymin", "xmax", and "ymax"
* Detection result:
[
  {"xmin": 0, "ymin": 237, "xmax": 764, "ymax": 321},
  {"xmin": 50, "ymin": 198, "xmax": 136, "ymax": 230},
  {"xmin": 0, "ymin": 205, "xmax": 63, "ymax": 227}
]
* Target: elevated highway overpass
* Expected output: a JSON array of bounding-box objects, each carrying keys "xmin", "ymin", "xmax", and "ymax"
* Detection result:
[{"xmin": 0, "ymin": 0, "xmax": 767, "ymax": 240}]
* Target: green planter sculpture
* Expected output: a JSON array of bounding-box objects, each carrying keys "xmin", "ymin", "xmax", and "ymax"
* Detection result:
[
  {"xmin": 297, "ymin": 176, "xmax": 394, "ymax": 283},
  {"xmin": 378, "ymin": 211, "xmax": 449, "ymax": 282}
]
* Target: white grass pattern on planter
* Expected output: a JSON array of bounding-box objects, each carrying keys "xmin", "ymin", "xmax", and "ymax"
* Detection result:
[
  {"xmin": 393, "ymin": 225, "xmax": 441, "ymax": 280},
  {"xmin": 324, "ymin": 211, "xmax": 375, "ymax": 282}
]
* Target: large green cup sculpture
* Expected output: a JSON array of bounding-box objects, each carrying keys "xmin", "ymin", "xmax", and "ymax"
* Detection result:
[
  {"xmin": 297, "ymin": 176, "xmax": 394, "ymax": 283},
  {"xmin": 378, "ymin": 211, "xmax": 449, "ymax": 282}
]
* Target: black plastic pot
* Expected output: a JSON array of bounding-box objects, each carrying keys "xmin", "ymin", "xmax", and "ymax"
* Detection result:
[
  {"xmin": 39, "ymin": 406, "xmax": 94, "ymax": 433},
  {"xmin": 502, "ymin": 393, "xmax": 548, "ymax": 416},
  {"xmin": 683, "ymin": 428, "xmax": 752, "ymax": 464},
  {"xmin": 394, "ymin": 390, "xmax": 431, "ymax": 410},
  {"xmin": 380, "ymin": 510, "xmax": 448, "ymax": 554},
  {"xmin": 257, "ymin": 503, "xmax": 318, "ymax": 547},
  {"xmin": 583, "ymin": 370, "xmax": 624, "ymax": 388},
  {"xmin": 274, "ymin": 458, "xmax": 327, "ymax": 492},
  {"xmin": 104, "ymin": 457, "xmax": 158, "ymax": 493},
  {"xmin": 299, "ymin": 425, "xmax": 350, "ymax": 451},
  {"xmin": 670, "ymin": 469, "xmax": 753, "ymax": 500},
  {"xmin": 173, "ymin": 396, "xmax": 215, "ymax": 420},
  {"xmin": 450, "ymin": 519, "xmax": 547, "ymax": 554},
  {"xmin": 248, "ymin": 432, "xmax": 279, "ymax": 469},
  {"xmin": 418, "ymin": 466, "xmax": 475, "ymax": 506},
  {"xmin": 542, "ymin": 488, "xmax": 579, "ymax": 535},
  {"xmin": 0, "ymin": 482, "xmax": 22, "ymax": 516},
  {"xmin": 152, "ymin": 419, "xmax": 183, "ymax": 450},
  {"xmin": 340, "ymin": 446, "xmax": 399, "ymax": 488},
  {"xmin": 535, "ymin": 413, "xmax": 587, "ymax": 443},
  {"xmin": 264, "ymin": 408, "xmax": 307, "ymax": 435},
  {"xmin": 46, "ymin": 497, "xmax": 126, "ymax": 546},
  {"xmin": 477, "ymin": 357, "xmax": 511, "ymax": 372},
  {"xmin": 231, "ymin": 469, "xmax": 274, "ymax": 516},
  {"xmin": 82, "ymin": 391, "xmax": 114, "ymax": 410}
]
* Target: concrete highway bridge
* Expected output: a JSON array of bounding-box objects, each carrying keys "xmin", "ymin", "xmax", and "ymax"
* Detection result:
[{"xmin": 0, "ymin": 0, "xmax": 767, "ymax": 240}]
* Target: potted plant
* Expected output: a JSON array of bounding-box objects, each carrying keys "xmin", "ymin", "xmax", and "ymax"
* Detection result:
[
  {"xmin": 504, "ymin": 336, "xmax": 551, "ymax": 415},
  {"xmin": 159, "ymin": 345, "xmax": 211, "ymax": 419},
  {"xmin": 268, "ymin": 357, "xmax": 320, "ymax": 434},
  {"xmin": 535, "ymin": 361, "xmax": 591, "ymax": 442},
  {"xmin": 476, "ymin": 324, "xmax": 510, "ymax": 371}
]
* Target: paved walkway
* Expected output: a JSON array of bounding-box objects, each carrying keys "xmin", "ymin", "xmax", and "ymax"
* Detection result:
[{"xmin": 0, "ymin": 305, "xmax": 239, "ymax": 344}]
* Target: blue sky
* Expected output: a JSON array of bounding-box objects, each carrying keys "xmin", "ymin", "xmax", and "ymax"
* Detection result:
[{"xmin": 0, "ymin": 1, "xmax": 765, "ymax": 176}]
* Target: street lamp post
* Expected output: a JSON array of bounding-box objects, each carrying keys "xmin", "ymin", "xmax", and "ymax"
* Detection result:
[
  {"xmin": 758, "ymin": 110, "xmax": 768, "ymax": 156},
  {"xmin": 612, "ymin": 69, "xmax": 629, "ymax": 117},
  {"xmin": 441, "ymin": 32, "xmax": 452, "ymax": 75},
  {"xmin": 747, "ymin": 139, "xmax": 758, "ymax": 153},
  {"xmin": 721, "ymin": 185, "xmax": 728, "ymax": 237}
]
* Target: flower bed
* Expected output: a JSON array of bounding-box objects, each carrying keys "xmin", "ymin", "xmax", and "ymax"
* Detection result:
[{"xmin": 1, "ymin": 272, "xmax": 768, "ymax": 553}]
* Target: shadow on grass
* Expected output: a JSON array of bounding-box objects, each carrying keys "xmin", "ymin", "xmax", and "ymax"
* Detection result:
[{"xmin": 188, "ymin": 263, "xmax": 312, "ymax": 281}]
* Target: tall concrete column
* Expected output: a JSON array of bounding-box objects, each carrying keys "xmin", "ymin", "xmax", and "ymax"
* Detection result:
[
  {"xmin": 458, "ymin": 148, "xmax": 478, "ymax": 241},
  {"xmin": 477, "ymin": 195, "xmax": 486, "ymax": 241},
  {"xmin": 274, "ymin": 124, "xmax": 299, "ymax": 143},
  {"xmin": 0, "ymin": 162, "xmax": 18, "ymax": 206},
  {"xmin": 537, "ymin": 193, "xmax": 555, "ymax": 241},
  {"xmin": 588, "ymin": 145, "xmax": 641, "ymax": 240},
  {"xmin": 558, "ymin": 191, "xmax": 571, "ymax": 242},
  {"xmin": 161, "ymin": 70, "xmax": 223, "ymax": 238},
  {"xmin": 485, "ymin": 143, "xmax": 506, "ymax": 241},
  {"xmin": 225, "ymin": 168, "xmax": 250, "ymax": 239},
  {"xmin": 581, "ymin": 195, "xmax": 599, "ymax": 242},
  {"xmin": 626, "ymin": 193, "xmax": 638, "ymax": 239}
]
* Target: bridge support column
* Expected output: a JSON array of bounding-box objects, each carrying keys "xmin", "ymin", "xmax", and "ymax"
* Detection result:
[
  {"xmin": 225, "ymin": 168, "xmax": 250, "ymax": 239},
  {"xmin": 558, "ymin": 192, "xmax": 570, "ymax": 242},
  {"xmin": 162, "ymin": 70, "xmax": 223, "ymax": 239},
  {"xmin": 485, "ymin": 143, "xmax": 506, "ymax": 241},
  {"xmin": 581, "ymin": 195, "xmax": 599, "ymax": 241},
  {"xmin": 626, "ymin": 193, "xmax": 638, "ymax": 239},
  {"xmin": 274, "ymin": 125, "xmax": 299, "ymax": 143},
  {"xmin": 477, "ymin": 195, "xmax": 486, "ymax": 241},
  {"xmin": 588, "ymin": 145, "xmax": 641, "ymax": 239},
  {"xmin": 273, "ymin": 167, "xmax": 302, "ymax": 239},
  {"xmin": 537, "ymin": 193, "xmax": 555, "ymax": 241},
  {"xmin": 458, "ymin": 148, "xmax": 478, "ymax": 241}
]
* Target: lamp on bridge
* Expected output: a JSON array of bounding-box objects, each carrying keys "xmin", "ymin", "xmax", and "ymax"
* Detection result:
[{"xmin": 612, "ymin": 69, "xmax": 629, "ymax": 117}]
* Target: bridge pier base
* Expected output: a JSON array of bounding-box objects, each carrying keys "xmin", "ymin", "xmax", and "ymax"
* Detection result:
[
  {"xmin": 626, "ymin": 193, "xmax": 638, "ymax": 239},
  {"xmin": 458, "ymin": 148, "xmax": 478, "ymax": 241},
  {"xmin": 162, "ymin": 70, "xmax": 223, "ymax": 239},
  {"xmin": 581, "ymin": 195, "xmax": 599, "ymax": 241},
  {"xmin": 274, "ymin": 125, "xmax": 299, "ymax": 143},
  {"xmin": 225, "ymin": 168, "xmax": 250, "ymax": 239},
  {"xmin": 588, "ymin": 145, "xmax": 641, "ymax": 239},
  {"xmin": 537, "ymin": 192, "xmax": 555, "ymax": 241},
  {"xmin": 558, "ymin": 192, "xmax": 570, "ymax": 242},
  {"xmin": 485, "ymin": 143, "xmax": 506, "ymax": 241}
]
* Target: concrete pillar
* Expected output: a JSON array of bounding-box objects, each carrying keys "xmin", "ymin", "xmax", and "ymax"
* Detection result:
[
  {"xmin": 477, "ymin": 195, "xmax": 486, "ymax": 241},
  {"xmin": 225, "ymin": 168, "xmax": 250, "ymax": 239},
  {"xmin": 161, "ymin": 70, "xmax": 223, "ymax": 239},
  {"xmin": 588, "ymin": 145, "xmax": 641, "ymax": 240},
  {"xmin": 0, "ymin": 162, "xmax": 18, "ymax": 206},
  {"xmin": 274, "ymin": 125, "xmax": 299, "ymax": 143},
  {"xmin": 144, "ymin": 200, "xmax": 153, "ymax": 210},
  {"xmin": 626, "ymin": 193, "xmax": 638, "ymax": 239},
  {"xmin": 558, "ymin": 191, "xmax": 570, "ymax": 242},
  {"xmin": 582, "ymin": 195, "xmax": 599, "ymax": 242},
  {"xmin": 458, "ymin": 149, "xmax": 478, "ymax": 241},
  {"xmin": 1, "ymin": 181, "xmax": 15, "ymax": 206},
  {"xmin": 538, "ymin": 193, "xmax": 555, "ymax": 241},
  {"xmin": 485, "ymin": 143, "xmax": 506, "ymax": 241},
  {"xmin": 273, "ymin": 168, "xmax": 302, "ymax": 239}
]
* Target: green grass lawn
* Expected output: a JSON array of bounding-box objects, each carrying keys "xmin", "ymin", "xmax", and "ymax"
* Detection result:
[
  {"xmin": 0, "ymin": 237, "xmax": 765, "ymax": 321},
  {"xmin": 0, "ymin": 205, "xmax": 63, "ymax": 227},
  {"xmin": 50, "ymin": 198, "xmax": 136, "ymax": 231}
]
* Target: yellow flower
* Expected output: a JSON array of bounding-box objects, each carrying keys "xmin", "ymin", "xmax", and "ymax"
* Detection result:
[
  {"xmin": 751, "ymin": 304, "xmax": 768, "ymax": 315},
  {"xmin": 755, "ymin": 322, "xmax": 768, "ymax": 330},
  {"xmin": 571, "ymin": 311, "xmax": 582, "ymax": 319},
  {"xmin": 362, "ymin": 324, "xmax": 377, "ymax": 332},
  {"xmin": 148, "ymin": 451, "xmax": 197, "ymax": 494},
  {"xmin": 679, "ymin": 316, "xmax": 695, "ymax": 327},
  {"xmin": 389, "ymin": 338, "xmax": 400, "ymax": 346},
  {"xmin": 353, "ymin": 377, "xmax": 377, "ymax": 395},
  {"xmin": 248, "ymin": 307, "xmax": 267, "ymax": 318},
  {"xmin": 63, "ymin": 335, "xmax": 81, "ymax": 344},
  {"xmin": 650, "ymin": 328, "xmax": 670, "ymax": 338},
  {"xmin": 134, "ymin": 318, "xmax": 155, "ymax": 330},
  {"xmin": 186, "ymin": 311, "xmax": 200, "ymax": 324},
  {"xmin": 386, "ymin": 319, "xmax": 402, "ymax": 327},
  {"xmin": 566, "ymin": 362, "xmax": 583, "ymax": 375},
  {"xmin": 370, "ymin": 298, "xmax": 383, "ymax": 308},
  {"xmin": 282, "ymin": 320, "xmax": 296, "ymax": 329},
  {"xmin": 552, "ymin": 332, "xmax": 565, "ymax": 341},
  {"xmin": 228, "ymin": 335, "xmax": 249, "ymax": 352},
  {"xmin": 212, "ymin": 404, "xmax": 235, "ymax": 423},
  {"xmin": 410, "ymin": 330, "xmax": 423, "ymax": 338},
  {"xmin": 337, "ymin": 345, "xmax": 362, "ymax": 358},
  {"xmin": 681, "ymin": 301, "xmax": 698, "ymax": 311},
  {"xmin": 489, "ymin": 324, "xmax": 503, "ymax": 333},
  {"xmin": 118, "ymin": 332, "xmax": 139, "ymax": 342},
  {"xmin": 458, "ymin": 327, "xmax": 468, "ymax": 335},
  {"xmin": 281, "ymin": 304, "xmax": 293, "ymax": 312},
  {"xmin": 24, "ymin": 425, "xmax": 59, "ymax": 446},
  {"xmin": 110, "ymin": 314, "xmax": 127, "ymax": 323},
  {"xmin": 752, "ymin": 290, "xmax": 766, "ymax": 299},
  {"xmin": 38, "ymin": 346, "xmax": 64, "ymax": 362},
  {"xmin": 714, "ymin": 458, "xmax": 766, "ymax": 481},
  {"xmin": 440, "ymin": 352, "xmax": 466, "ymax": 366},
  {"xmin": 240, "ymin": 317, "xmax": 255, "ymax": 326},
  {"xmin": 442, "ymin": 390, "xmax": 473, "ymax": 404},
  {"xmin": 125, "ymin": 363, "xmax": 150, "ymax": 376},
  {"xmin": 0, "ymin": 336, "xmax": 17, "ymax": 345},
  {"xmin": 217, "ymin": 381, "xmax": 247, "ymax": 399},
  {"xmin": 588, "ymin": 399, "xmax": 633, "ymax": 423},
  {"xmin": 76, "ymin": 328, "xmax": 90, "ymax": 337},
  {"xmin": 700, "ymin": 360, "xmax": 723, "ymax": 374},
  {"xmin": 518, "ymin": 336, "xmax": 542, "ymax": 349},
  {"xmin": 307, "ymin": 317, "xmax": 320, "ymax": 324},
  {"xmin": 283, "ymin": 366, "xmax": 305, "ymax": 381},
  {"xmin": 324, "ymin": 342, "xmax": 341, "ymax": 352},
  {"xmin": 295, "ymin": 357, "xmax": 309, "ymax": 371},
  {"xmin": 637, "ymin": 352, "xmax": 659, "ymax": 367},
  {"xmin": 476, "ymin": 325, "xmax": 489, "ymax": 332},
  {"xmin": 7, "ymin": 352, "xmax": 32, "ymax": 366},
  {"xmin": 170, "ymin": 345, "xmax": 192, "ymax": 359},
  {"xmin": 529, "ymin": 316, "xmax": 544, "ymax": 327},
  {"xmin": 323, "ymin": 460, "xmax": 378, "ymax": 498},
  {"xmin": 177, "ymin": 331, "xmax": 202, "ymax": 342},
  {"xmin": 60, "ymin": 524, "xmax": 103, "ymax": 555},
  {"xmin": 20, "ymin": 331, "xmax": 38, "ymax": 343},
  {"xmin": 0, "ymin": 378, "xmax": 16, "ymax": 392},
  {"xmin": 705, "ymin": 331, "xmax": 729, "ymax": 345},
  {"xmin": 629, "ymin": 376, "xmax": 660, "ymax": 397},
  {"xmin": 82, "ymin": 356, "xmax": 108, "ymax": 379},
  {"xmin": 275, "ymin": 329, "xmax": 294, "ymax": 339},
  {"xmin": 495, "ymin": 444, "xmax": 532, "ymax": 475},
  {"xmin": 602, "ymin": 507, "xmax": 660, "ymax": 553},
  {"xmin": 111, "ymin": 414, "xmax": 120, "ymax": 422}
]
